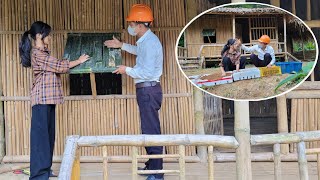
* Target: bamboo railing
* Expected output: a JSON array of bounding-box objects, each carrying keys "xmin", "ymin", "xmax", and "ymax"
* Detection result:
[
  {"xmin": 58, "ymin": 134, "xmax": 239, "ymax": 180},
  {"xmin": 251, "ymin": 131, "xmax": 320, "ymax": 180}
]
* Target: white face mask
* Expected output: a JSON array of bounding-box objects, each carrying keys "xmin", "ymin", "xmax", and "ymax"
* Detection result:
[{"xmin": 127, "ymin": 25, "xmax": 138, "ymax": 36}]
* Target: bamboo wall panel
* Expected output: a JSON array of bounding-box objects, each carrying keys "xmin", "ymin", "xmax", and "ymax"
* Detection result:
[
  {"xmin": 4, "ymin": 97, "xmax": 196, "ymax": 157},
  {"xmin": 290, "ymin": 99, "xmax": 320, "ymax": 152},
  {"xmin": 186, "ymin": 15, "xmax": 233, "ymax": 57},
  {"xmin": 0, "ymin": 0, "xmax": 196, "ymax": 160}
]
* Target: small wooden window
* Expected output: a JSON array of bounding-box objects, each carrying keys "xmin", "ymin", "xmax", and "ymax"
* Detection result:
[
  {"xmin": 202, "ymin": 29, "xmax": 216, "ymax": 43},
  {"xmin": 64, "ymin": 33, "xmax": 123, "ymax": 96}
]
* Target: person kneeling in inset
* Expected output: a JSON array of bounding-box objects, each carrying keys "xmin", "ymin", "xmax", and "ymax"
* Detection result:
[
  {"xmin": 241, "ymin": 35, "xmax": 276, "ymax": 68},
  {"xmin": 220, "ymin": 38, "xmax": 246, "ymax": 76}
]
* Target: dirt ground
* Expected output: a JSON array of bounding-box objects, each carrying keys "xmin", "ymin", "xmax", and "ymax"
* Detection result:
[{"xmin": 185, "ymin": 65, "xmax": 298, "ymax": 100}]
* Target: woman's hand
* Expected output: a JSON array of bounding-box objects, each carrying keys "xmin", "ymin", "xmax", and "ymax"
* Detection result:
[{"xmin": 78, "ymin": 54, "xmax": 90, "ymax": 63}]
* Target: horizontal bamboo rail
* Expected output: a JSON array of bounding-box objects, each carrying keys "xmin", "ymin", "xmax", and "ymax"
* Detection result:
[
  {"xmin": 306, "ymin": 148, "xmax": 320, "ymax": 180},
  {"xmin": 0, "ymin": 93, "xmax": 192, "ymax": 101},
  {"xmin": 59, "ymin": 134, "xmax": 239, "ymax": 180},
  {"xmin": 251, "ymin": 131, "xmax": 320, "ymax": 180}
]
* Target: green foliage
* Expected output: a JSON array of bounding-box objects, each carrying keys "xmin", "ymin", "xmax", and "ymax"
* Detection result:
[
  {"xmin": 178, "ymin": 33, "xmax": 185, "ymax": 47},
  {"xmin": 228, "ymin": 4, "xmax": 267, "ymax": 8},
  {"xmin": 274, "ymin": 62, "xmax": 315, "ymax": 92},
  {"xmin": 293, "ymin": 41, "xmax": 316, "ymax": 52}
]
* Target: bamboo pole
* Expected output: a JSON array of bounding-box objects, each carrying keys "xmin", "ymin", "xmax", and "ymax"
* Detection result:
[
  {"xmin": 102, "ymin": 146, "xmax": 108, "ymax": 180},
  {"xmin": 234, "ymin": 101, "xmax": 252, "ymax": 180},
  {"xmin": 193, "ymin": 88, "xmax": 207, "ymax": 162},
  {"xmin": 276, "ymin": 95, "xmax": 289, "ymax": 154},
  {"xmin": 273, "ymin": 143, "xmax": 281, "ymax": 180},
  {"xmin": 132, "ymin": 146, "xmax": 138, "ymax": 180},
  {"xmin": 77, "ymin": 134, "xmax": 239, "ymax": 149},
  {"xmin": 179, "ymin": 145, "xmax": 186, "ymax": 180},
  {"xmin": 297, "ymin": 141, "xmax": 309, "ymax": 180},
  {"xmin": 71, "ymin": 148, "xmax": 80, "ymax": 180},
  {"xmin": 318, "ymin": 154, "xmax": 320, "ymax": 180},
  {"xmin": 208, "ymin": 145, "xmax": 214, "ymax": 180},
  {"xmin": 283, "ymin": 15, "xmax": 287, "ymax": 61}
]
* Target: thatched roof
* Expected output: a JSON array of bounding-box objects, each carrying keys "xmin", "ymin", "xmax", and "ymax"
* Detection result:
[{"xmin": 208, "ymin": 7, "xmax": 285, "ymax": 15}]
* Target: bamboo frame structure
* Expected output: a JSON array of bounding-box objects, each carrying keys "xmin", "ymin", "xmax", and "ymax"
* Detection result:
[{"xmin": 59, "ymin": 134, "xmax": 239, "ymax": 180}]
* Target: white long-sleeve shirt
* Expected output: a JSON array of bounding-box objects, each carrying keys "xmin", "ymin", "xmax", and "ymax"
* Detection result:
[
  {"xmin": 241, "ymin": 44, "xmax": 276, "ymax": 65},
  {"xmin": 122, "ymin": 29, "xmax": 163, "ymax": 84}
]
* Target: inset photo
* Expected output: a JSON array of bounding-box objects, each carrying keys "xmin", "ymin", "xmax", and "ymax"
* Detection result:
[{"xmin": 176, "ymin": 3, "xmax": 318, "ymax": 100}]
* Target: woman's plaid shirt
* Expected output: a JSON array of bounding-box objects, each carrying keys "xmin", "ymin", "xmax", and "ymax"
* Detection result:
[{"xmin": 30, "ymin": 47, "xmax": 70, "ymax": 106}]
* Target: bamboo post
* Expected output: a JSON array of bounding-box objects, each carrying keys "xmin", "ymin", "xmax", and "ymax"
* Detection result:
[
  {"xmin": 102, "ymin": 146, "xmax": 108, "ymax": 180},
  {"xmin": 0, "ymin": 90, "xmax": 3, "ymax": 162},
  {"xmin": 234, "ymin": 101, "xmax": 252, "ymax": 180},
  {"xmin": 317, "ymin": 154, "xmax": 320, "ymax": 180},
  {"xmin": 71, "ymin": 148, "xmax": 80, "ymax": 180},
  {"xmin": 132, "ymin": 146, "xmax": 138, "ymax": 180},
  {"xmin": 273, "ymin": 143, "xmax": 281, "ymax": 180},
  {"xmin": 270, "ymin": 0, "xmax": 280, "ymax": 7},
  {"xmin": 179, "ymin": 145, "xmax": 186, "ymax": 180},
  {"xmin": 276, "ymin": 95, "xmax": 289, "ymax": 154},
  {"xmin": 283, "ymin": 15, "xmax": 288, "ymax": 61},
  {"xmin": 208, "ymin": 145, "xmax": 214, "ymax": 180},
  {"xmin": 232, "ymin": 15, "xmax": 236, "ymax": 39},
  {"xmin": 297, "ymin": 141, "xmax": 309, "ymax": 180},
  {"xmin": 90, "ymin": 73, "xmax": 97, "ymax": 99},
  {"xmin": 193, "ymin": 87, "xmax": 207, "ymax": 162}
]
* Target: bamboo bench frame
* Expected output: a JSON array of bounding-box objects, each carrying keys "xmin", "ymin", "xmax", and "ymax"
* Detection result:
[{"xmin": 58, "ymin": 134, "xmax": 239, "ymax": 180}]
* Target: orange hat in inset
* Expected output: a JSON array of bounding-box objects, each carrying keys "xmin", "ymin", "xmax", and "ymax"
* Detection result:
[
  {"xmin": 258, "ymin": 35, "xmax": 271, "ymax": 44},
  {"xmin": 126, "ymin": 4, "xmax": 153, "ymax": 22}
]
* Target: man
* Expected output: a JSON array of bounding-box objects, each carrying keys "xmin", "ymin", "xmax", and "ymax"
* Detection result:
[
  {"xmin": 241, "ymin": 35, "xmax": 276, "ymax": 67},
  {"xmin": 104, "ymin": 4, "xmax": 164, "ymax": 180}
]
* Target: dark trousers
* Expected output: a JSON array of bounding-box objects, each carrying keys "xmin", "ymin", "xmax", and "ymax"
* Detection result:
[
  {"xmin": 136, "ymin": 83, "xmax": 163, "ymax": 178},
  {"xmin": 30, "ymin": 104, "xmax": 56, "ymax": 180},
  {"xmin": 250, "ymin": 53, "xmax": 272, "ymax": 67},
  {"xmin": 222, "ymin": 56, "xmax": 246, "ymax": 71}
]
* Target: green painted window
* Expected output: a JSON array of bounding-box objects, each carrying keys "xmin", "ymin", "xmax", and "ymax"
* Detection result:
[{"xmin": 63, "ymin": 33, "xmax": 122, "ymax": 74}]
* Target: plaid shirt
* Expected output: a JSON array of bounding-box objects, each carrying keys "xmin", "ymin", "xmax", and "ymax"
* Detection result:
[{"xmin": 30, "ymin": 47, "xmax": 70, "ymax": 106}]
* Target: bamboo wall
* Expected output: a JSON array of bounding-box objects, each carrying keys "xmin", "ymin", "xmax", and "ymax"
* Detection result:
[
  {"xmin": 186, "ymin": 15, "xmax": 233, "ymax": 57},
  {"xmin": 0, "ymin": 0, "xmax": 196, "ymax": 160}
]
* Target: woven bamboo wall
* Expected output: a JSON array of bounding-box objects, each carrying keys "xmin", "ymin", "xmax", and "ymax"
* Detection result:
[
  {"xmin": 0, "ymin": 0, "xmax": 196, "ymax": 160},
  {"xmin": 186, "ymin": 15, "xmax": 233, "ymax": 57}
]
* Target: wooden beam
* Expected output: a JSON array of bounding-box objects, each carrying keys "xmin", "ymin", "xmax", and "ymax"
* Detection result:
[
  {"xmin": 307, "ymin": 0, "xmax": 311, "ymax": 21},
  {"xmin": 292, "ymin": 0, "xmax": 296, "ymax": 15},
  {"xmin": 276, "ymin": 95, "xmax": 289, "ymax": 154},
  {"xmin": 193, "ymin": 88, "xmax": 207, "ymax": 162},
  {"xmin": 208, "ymin": 146, "xmax": 214, "ymax": 180},
  {"xmin": 90, "ymin": 73, "xmax": 97, "ymax": 99},
  {"xmin": 286, "ymin": 90, "xmax": 320, "ymax": 99},
  {"xmin": 234, "ymin": 101, "xmax": 252, "ymax": 180},
  {"xmin": 304, "ymin": 20, "xmax": 320, "ymax": 28},
  {"xmin": 270, "ymin": 0, "xmax": 280, "ymax": 7}
]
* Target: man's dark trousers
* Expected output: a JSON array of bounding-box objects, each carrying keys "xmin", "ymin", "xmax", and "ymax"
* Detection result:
[{"xmin": 136, "ymin": 83, "xmax": 163, "ymax": 179}]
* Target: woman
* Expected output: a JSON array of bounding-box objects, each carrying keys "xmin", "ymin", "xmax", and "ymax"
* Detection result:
[
  {"xmin": 220, "ymin": 38, "xmax": 246, "ymax": 76},
  {"xmin": 19, "ymin": 21, "xmax": 90, "ymax": 179}
]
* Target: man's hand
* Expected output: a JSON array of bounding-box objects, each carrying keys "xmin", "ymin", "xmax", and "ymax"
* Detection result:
[
  {"xmin": 267, "ymin": 64, "xmax": 272, "ymax": 68},
  {"xmin": 112, "ymin": 65, "xmax": 127, "ymax": 74},
  {"xmin": 104, "ymin": 36, "xmax": 123, "ymax": 48}
]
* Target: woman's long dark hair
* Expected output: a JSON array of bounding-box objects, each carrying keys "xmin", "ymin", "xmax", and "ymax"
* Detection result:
[
  {"xmin": 221, "ymin": 39, "xmax": 236, "ymax": 57},
  {"xmin": 19, "ymin": 21, "xmax": 51, "ymax": 67}
]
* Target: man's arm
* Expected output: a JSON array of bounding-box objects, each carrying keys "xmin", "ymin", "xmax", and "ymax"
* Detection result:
[{"xmin": 241, "ymin": 44, "xmax": 256, "ymax": 53}]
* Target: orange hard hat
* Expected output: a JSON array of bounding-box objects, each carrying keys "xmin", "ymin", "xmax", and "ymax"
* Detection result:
[
  {"xmin": 126, "ymin": 4, "xmax": 153, "ymax": 22},
  {"xmin": 258, "ymin": 35, "xmax": 271, "ymax": 44}
]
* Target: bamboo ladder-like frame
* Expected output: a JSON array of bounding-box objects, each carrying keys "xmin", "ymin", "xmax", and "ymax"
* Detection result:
[
  {"xmin": 58, "ymin": 134, "xmax": 239, "ymax": 180},
  {"xmin": 251, "ymin": 131, "xmax": 320, "ymax": 180}
]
